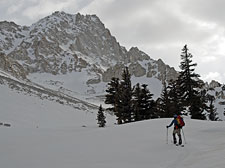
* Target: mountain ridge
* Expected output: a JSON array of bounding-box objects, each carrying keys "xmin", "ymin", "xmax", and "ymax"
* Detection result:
[
  {"xmin": 1, "ymin": 11, "xmax": 225, "ymax": 120},
  {"xmin": 0, "ymin": 11, "xmax": 178, "ymax": 83}
]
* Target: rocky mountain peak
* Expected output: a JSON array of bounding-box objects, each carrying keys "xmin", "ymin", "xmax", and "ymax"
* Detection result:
[
  {"xmin": 208, "ymin": 80, "xmax": 221, "ymax": 89},
  {"xmin": 0, "ymin": 21, "xmax": 19, "ymax": 30},
  {"xmin": 0, "ymin": 21, "xmax": 28, "ymax": 54},
  {"xmin": 127, "ymin": 47, "xmax": 150, "ymax": 62},
  {"xmin": 52, "ymin": 11, "xmax": 69, "ymax": 17},
  {"xmin": 1, "ymin": 11, "xmax": 178, "ymax": 86}
]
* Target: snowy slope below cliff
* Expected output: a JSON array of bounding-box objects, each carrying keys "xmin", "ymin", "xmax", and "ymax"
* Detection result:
[
  {"xmin": 206, "ymin": 86, "xmax": 225, "ymax": 120},
  {"xmin": 0, "ymin": 11, "xmax": 176, "ymax": 104},
  {"xmin": 0, "ymin": 81, "xmax": 115, "ymax": 128},
  {"xmin": 1, "ymin": 85, "xmax": 225, "ymax": 168},
  {"xmin": 27, "ymin": 71, "xmax": 163, "ymax": 106}
]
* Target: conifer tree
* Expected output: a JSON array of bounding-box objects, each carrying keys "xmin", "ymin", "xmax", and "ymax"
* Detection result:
[
  {"xmin": 119, "ymin": 67, "xmax": 133, "ymax": 123},
  {"xmin": 178, "ymin": 45, "xmax": 206, "ymax": 119},
  {"xmin": 158, "ymin": 82, "xmax": 172, "ymax": 118},
  {"xmin": 97, "ymin": 105, "xmax": 106, "ymax": 127},
  {"xmin": 155, "ymin": 98, "xmax": 163, "ymax": 118},
  {"xmin": 140, "ymin": 84, "xmax": 155, "ymax": 119},
  {"xmin": 189, "ymin": 93, "xmax": 206, "ymax": 120},
  {"xmin": 178, "ymin": 45, "xmax": 200, "ymax": 103},
  {"xmin": 105, "ymin": 77, "xmax": 120, "ymax": 112},
  {"xmin": 105, "ymin": 77, "xmax": 123, "ymax": 124},
  {"xmin": 133, "ymin": 83, "xmax": 155, "ymax": 121},
  {"xmin": 167, "ymin": 80, "xmax": 184, "ymax": 116},
  {"xmin": 206, "ymin": 94, "xmax": 218, "ymax": 121},
  {"xmin": 157, "ymin": 80, "xmax": 182, "ymax": 118},
  {"xmin": 105, "ymin": 67, "xmax": 133, "ymax": 124},
  {"xmin": 133, "ymin": 83, "xmax": 142, "ymax": 121}
]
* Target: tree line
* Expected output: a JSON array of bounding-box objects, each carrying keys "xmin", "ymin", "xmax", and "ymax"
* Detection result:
[{"xmin": 97, "ymin": 45, "xmax": 218, "ymax": 126}]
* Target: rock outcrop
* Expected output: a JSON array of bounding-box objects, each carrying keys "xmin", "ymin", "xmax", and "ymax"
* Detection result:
[
  {"xmin": 0, "ymin": 52, "xmax": 27, "ymax": 79},
  {"xmin": 0, "ymin": 11, "xmax": 178, "ymax": 85}
]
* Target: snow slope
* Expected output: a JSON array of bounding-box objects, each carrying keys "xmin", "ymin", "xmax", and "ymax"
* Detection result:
[
  {"xmin": 1, "ymin": 82, "xmax": 225, "ymax": 168},
  {"xmin": 28, "ymin": 72, "xmax": 163, "ymax": 105}
]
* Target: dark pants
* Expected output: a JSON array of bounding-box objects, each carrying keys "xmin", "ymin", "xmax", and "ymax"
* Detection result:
[{"xmin": 173, "ymin": 128, "xmax": 182, "ymax": 145}]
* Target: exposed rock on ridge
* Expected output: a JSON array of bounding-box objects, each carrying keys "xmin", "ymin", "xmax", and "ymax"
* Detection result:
[
  {"xmin": 0, "ymin": 52, "xmax": 27, "ymax": 79},
  {"xmin": 0, "ymin": 11, "xmax": 178, "ymax": 84}
]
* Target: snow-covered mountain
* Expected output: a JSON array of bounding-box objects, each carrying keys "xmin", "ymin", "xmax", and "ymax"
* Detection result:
[
  {"xmin": 1, "ymin": 11, "xmax": 225, "ymax": 119},
  {"xmin": 0, "ymin": 11, "xmax": 177, "ymax": 97},
  {"xmin": 1, "ymin": 11, "xmax": 225, "ymax": 168},
  {"xmin": 1, "ymin": 11, "xmax": 177, "ymax": 79}
]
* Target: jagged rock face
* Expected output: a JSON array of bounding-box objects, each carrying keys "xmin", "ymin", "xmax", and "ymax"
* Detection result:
[
  {"xmin": 154, "ymin": 59, "xmax": 178, "ymax": 82},
  {"xmin": 127, "ymin": 47, "xmax": 150, "ymax": 62},
  {"xmin": 102, "ymin": 45, "xmax": 178, "ymax": 83},
  {"xmin": 102, "ymin": 63, "xmax": 126, "ymax": 82},
  {"xmin": 129, "ymin": 62, "xmax": 146, "ymax": 77},
  {"xmin": 0, "ymin": 11, "xmax": 178, "ymax": 85},
  {"xmin": 209, "ymin": 80, "xmax": 221, "ymax": 89},
  {"xmin": 102, "ymin": 57, "xmax": 178, "ymax": 83},
  {"xmin": 3, "ymin": 11, "xmax": 130, "ymax": 76},
  {"xmin": 0, "ymin": 21, "xmax": 28, "ymax": 54},
  {"xmin": 73, "ymin": 13, "xmax": 128, "ymax": 65},
  {"xmin": 0, "ymin": 53, "xmax": 27, "ymax": 79}
]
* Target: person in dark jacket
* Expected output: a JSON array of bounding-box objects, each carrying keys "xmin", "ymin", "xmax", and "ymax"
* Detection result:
[{"xmin": 166, "ymin": 114, "xmax": 182, "ymax": 145}]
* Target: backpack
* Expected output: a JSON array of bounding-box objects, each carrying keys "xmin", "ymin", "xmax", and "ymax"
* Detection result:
[{"xmin": 176, "ymin": 115, "xmax": 185, "ymax": 128}]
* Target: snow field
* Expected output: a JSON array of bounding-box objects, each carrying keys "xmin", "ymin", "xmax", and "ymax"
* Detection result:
[
  {"xmin": 1, "ymin": 83, "xmax": 225, "ymax": 168},
  {"xmin": 1, "ymin": 118, "xmax": 225, "ymax": 168}
]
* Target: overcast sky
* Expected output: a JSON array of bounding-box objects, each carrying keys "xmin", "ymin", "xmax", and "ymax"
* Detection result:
[{"xmin": 1, "ymin": 0, "xmax": 225, "ymax": 83}]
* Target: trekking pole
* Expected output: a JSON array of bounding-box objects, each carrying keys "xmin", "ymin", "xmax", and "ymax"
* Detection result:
[
  {"xmin": 181, "ymin": 128, "xmax": 187, "ymax": 144},
  {"xmin": 166, "ymin": 127, "xmax": 168, "ymax": 144}
]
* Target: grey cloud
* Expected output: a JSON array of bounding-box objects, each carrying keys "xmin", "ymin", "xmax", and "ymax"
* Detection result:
[
  {"xmin": 0, "ymin": 0, "xmax": 225, "ymax": 83},
  {"xmin": 95, "ymin": 0, "xmax": 214, "ymax": 48},
  {"xmin": 126, "ymin": 13, "xmax": 212, "ymax": 44},
  {"xmin": 83, "ymin": 0, "xmax": 225, "ymax": 83},
  {"xmin": 0, "ymin": 0, "xmax": 94, "ymax": 25},
  {"xmin": 180, "ymin": 0, "xmax": 225, "ymax": 26}
]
